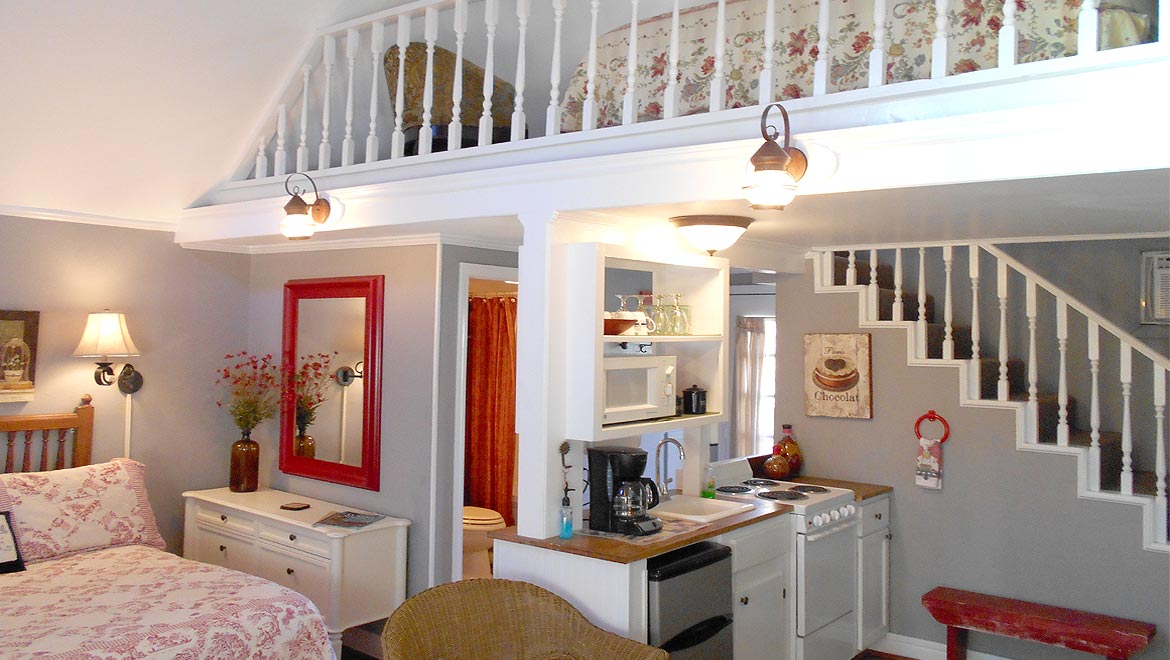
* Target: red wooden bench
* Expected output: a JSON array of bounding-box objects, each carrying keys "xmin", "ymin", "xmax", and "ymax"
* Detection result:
[{"xmin": 922, "ymin": 587, "xmax": 1156, "ymax": 660}]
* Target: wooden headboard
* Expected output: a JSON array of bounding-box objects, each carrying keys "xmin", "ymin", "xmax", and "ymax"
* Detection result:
[{"xmin": 1, "ymin": 394, "xmax": 94, "ymax": 472}]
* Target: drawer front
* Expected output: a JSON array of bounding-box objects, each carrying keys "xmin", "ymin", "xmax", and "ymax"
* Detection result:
[
  {"xmin": 860, "ymin": 497, "xmax": 890, "ymax": 536},
  {"xmin": 722, "ymin": 516, "xmax": 790, "ymax": 573},
  {"xmin": 192, "ymin": 500, "xmax": 257, "ymax": 536},
  {"xmin": 194, "ymin": 524, "xmax": 257, "ymax": 573},
  {"xmin": 256, "ymin": 543, "xmax": 332, "ymax": 619},
  {"xmin": 258, "ymin": 520, "xmax": 331, "ymax": 558}
]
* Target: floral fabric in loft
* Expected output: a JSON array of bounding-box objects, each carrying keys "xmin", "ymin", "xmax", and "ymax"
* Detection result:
[{"xmin": 559, "ymin": 0, "xmax": 1083, "ymax": 131}]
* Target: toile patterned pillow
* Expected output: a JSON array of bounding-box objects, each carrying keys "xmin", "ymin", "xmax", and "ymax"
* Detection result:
[{"xmin": 0, "ymin": 458, "xmax": 165, "ymax": 563}]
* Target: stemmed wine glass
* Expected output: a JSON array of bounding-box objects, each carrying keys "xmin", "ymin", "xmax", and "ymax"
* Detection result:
[
  {"xmin": 669, "ymin": 293, "xmax": 690, "ymax": 336},
  {"xmin": 650, "ymin": 294, "xmax": 669, "ymax": 336}
]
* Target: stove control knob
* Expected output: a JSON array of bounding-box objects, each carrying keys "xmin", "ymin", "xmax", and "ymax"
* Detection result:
[
  {"xmin": 846, "ymin": 505, "xmax": 856, "ymax": 516},
  {"xmin": 830, "ymin": 509, "xmax": 841, "ymax": 521},
  {"xmin": 813, "ymin": 514, "xmax": 825, "ymax": 527}
]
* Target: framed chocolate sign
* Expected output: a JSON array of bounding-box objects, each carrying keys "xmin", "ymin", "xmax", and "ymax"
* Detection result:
[{"xmin": 803, "ymin": 333, "xmax": 872, "ymax": 419}]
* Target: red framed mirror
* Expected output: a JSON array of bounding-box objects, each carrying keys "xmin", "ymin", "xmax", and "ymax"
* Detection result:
[{"xmin": 279, "ymin": 275, "xmax": 384, "ymax": 490}]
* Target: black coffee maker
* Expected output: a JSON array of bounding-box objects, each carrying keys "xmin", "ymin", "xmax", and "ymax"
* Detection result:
[{"xmin": 587, "ymin": 446, "xmax": 663, "ymax": 536}]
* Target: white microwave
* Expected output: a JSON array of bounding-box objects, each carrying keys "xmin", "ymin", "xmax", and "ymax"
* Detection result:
[{"xmin": 602, "ymin": 355, "xmax": 676, "ymax": 424}]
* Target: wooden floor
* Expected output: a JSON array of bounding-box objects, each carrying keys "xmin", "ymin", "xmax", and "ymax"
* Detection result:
[{"xmin": 854, "ymin": 651, "xmax": 915, "ymax": 660}]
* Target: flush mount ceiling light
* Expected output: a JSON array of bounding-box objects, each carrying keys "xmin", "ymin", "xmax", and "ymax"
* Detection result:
[
  {"xmin": 742, "ymin": 102, "xmax": 808, "ymax": 210},
  {"xmin": 280, "ymin": 172, "xmax": 331, "ymax": 240},
  {"xmin": 671, "ymin": 215, "xmax": 754, "ymax": 256},
  {"xmin": 72, "ymin": 310, "xmax": 143, "ymax": 394}
]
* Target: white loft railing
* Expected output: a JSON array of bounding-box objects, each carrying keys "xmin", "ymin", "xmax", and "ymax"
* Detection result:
[
  {"xmin": 235, "ymin": 0, "xmax": 1167, "ymax": 182},
  {"xmin": 817, "ymin": 243, "xmax": 1170, "ymax": 547}
]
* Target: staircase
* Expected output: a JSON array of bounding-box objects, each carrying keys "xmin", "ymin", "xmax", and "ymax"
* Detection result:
[{"xmin": 812, "ymin": 243, "xmax": 1170, "ymax": 553}]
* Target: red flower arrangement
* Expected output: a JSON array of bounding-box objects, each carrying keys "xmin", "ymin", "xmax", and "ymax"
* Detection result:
[
  {"xmin": 216, "ymin": 352, "xmax": 280, "ymax": 433},
  {"xmin": 293, "ymin": 352, "xmax": 336, "ymax": 434}
]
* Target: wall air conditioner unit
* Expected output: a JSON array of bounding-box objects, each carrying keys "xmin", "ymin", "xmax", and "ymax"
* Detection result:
[{"xmin": 1141, "ymin": 251, "xmax": 1170, "ymax": 325}]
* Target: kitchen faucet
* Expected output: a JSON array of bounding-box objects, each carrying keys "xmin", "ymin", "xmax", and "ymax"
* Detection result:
[{"xmin": 655, "ymin": 434, "xmax": 685, "ymax": 502}]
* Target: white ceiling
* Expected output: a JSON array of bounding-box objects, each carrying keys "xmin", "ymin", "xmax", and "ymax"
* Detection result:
[{"xmin": 0, "ymin": 0, "xmax": 398, "ymax": 224}]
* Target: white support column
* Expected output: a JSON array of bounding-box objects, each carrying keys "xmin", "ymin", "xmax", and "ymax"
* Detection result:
[
  {"xmin": 274, "ymin": 104, "xmax": 288, "ymax": 176},
  {"xmin": 391, "ymin": 16, "xmax": 410, "ymax": 159},
  {"xmin": 622, "ymin": 0, "xmax": 640, "ymax": 125},
  {"xmin": 892, "ymin": 248, "xmax": 904, "ymax": 321},
  {"xmin": 420, "ymin": 8, "xmax": 439, "ymax": 156},
  {"xmin": 759, "ymin": 0, "xmax": 776, "ymax": 102},
  {"xmin": 480, "ymin": 0, "xmax": 500, "ymax": 146},
  {"xmin": 297, "ymin": 64, "xmax": 312, "ymax": 172},
  {"xmin": 813, "ymin": 0, "xmax": 831, "ymax": 95},
  {"xmin": 1077, "ymin": 0, "xmax": 1100, "ymax": 57},
  {"xmin": 1120, "ymin": 344, "xmax": 1133, "ymax": 495},
  {"xmin": 546, "ymin": 0, "xmax": 566, "ymax": 136},
  {"xmin": 450, "ymin": 0, "xmax": 468, "ymax": 150},
  {"xmin": 1056, "ymin": 300, "xmax": 1069, "ymax": 446},
  {"xmin": 943, "ymin": 245, "xmax": 954, "ymax": 360},
  {"xmin": 931, "ymin": 0, "xmax": 950, "ymax": 78},
  {"xmin": 998, "ymin": 0, "xmax": 1017, "ymax": 67},
  {"xmin": 1088, "ymin": 320, "xmax": 1101, "ymax": 490},
  {"xmin": 997, "ymin": 258, "xmax": 1009, "ymax": 401},
  {"xmin": 583, "ymin": 0, "xmax": 601, "ymax": 130},
  {"xmin": 512, "ymin": 0, "xmax": 531, "ymax": 140},
  {"xmin": 1026, "ymin": 278, "xmax": 1038, "ymax": 443},
  {"xmin": 366, "ymin": 22, "xmax": 384, "ymax": 163},
  {"xmin": 868, "ymin": 249, "xmax": 879, "ymax": 321},
  {"xmin": 664, "ymin": 0, "xmax": 681, "ymax": 118},
  {"xmin": 969, "ymin": 244, "xmax": 981, "ymax": 397},
  {"xmin": 254, "ymin": 136, "xmax": 268, "ymax": 179},
  {"xmin": 869, "ymin": 0, "xmax": 888, "ymax": 88},
  {"xmin": 846, "ymin": 250, "xmax": 857, "ymax": 286},
  {"xmin": 709, "ymin": 0, "xmax": 727, "ymax": 111},
  {"xmin": 1154, "ymin": 364, "xmax": 1167, "ymax": 544},
  {"xmin": 917, "ymin": 247, "xmax": 928, "ymax": 360},
  {"xmin": 318, "ymin": 34, "xmax": 336, "ymax": 170},
  {"xmin": 1162, "ymin": 0, "xmax": 1170, "ymax": 56},
  {"xmin": 342, "ymin": 28, "xmax": 359, "ymax": 166}
]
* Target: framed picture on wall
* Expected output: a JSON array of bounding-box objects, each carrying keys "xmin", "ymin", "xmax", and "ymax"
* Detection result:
[
  {"xmin": 803, "ymin": 332, "xmax": 872, "ymax": 419},
  {"xmin": 0, "ymin": 310, "xmax": 39, "ymax": 403}
]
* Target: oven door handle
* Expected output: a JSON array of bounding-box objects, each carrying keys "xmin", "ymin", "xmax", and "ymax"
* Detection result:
[{"xmin": 803, "ymin": 518, "xmax": 859, "ymax": 543}]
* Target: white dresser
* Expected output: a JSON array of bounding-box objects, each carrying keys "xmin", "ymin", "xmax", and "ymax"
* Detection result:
[{"xmin": 183, "ymin": 488, "xmax": 409, "ymax": 656}]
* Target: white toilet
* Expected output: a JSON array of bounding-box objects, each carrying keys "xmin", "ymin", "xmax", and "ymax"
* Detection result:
[{"xmin": 462, "ymin": 506, "xmax": 506, "ymax": 579}]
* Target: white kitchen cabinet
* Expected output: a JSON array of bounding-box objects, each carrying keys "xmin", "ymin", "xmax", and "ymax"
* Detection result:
[
  {"xmin": 718, "ymin": 515, "xmax": 791, "ymax": 660},
  {"xmin": 856, "ymin": 495, "xmax": 890, "ymax": 650},
  {"xmin": 563, "ymin": 241, "xmax": 729, "ymax": 442},
  {"xmin": 183, "ymin": 488, "xmax": 410, "ymax": 657}
]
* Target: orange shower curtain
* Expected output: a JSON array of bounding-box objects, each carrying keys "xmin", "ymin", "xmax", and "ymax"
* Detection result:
[{"xmin": 464, "ymin": 295, "xmax": 518, "ymax": 527}]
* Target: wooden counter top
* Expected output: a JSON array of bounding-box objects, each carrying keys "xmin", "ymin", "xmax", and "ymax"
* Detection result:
[
  {"xmin": 788, "ymin": 475, "xmax": 892, "ymax": 501},
  {"xmin": 490, "ymin": 499, "xmax": 791, "ymax": 564}
]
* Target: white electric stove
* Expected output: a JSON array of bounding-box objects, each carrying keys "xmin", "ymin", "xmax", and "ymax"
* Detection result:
[{"xmin": 709, "ymin": 457, "xmax": 859, "ymax": 660}]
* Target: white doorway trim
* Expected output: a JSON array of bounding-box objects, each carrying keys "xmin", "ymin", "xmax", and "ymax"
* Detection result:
[{"xmin": 452, "ymin": 263, "xmax": 518, "ymax": 581}]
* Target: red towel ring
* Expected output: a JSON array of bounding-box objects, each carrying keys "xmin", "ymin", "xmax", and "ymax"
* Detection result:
[{"xmin": 915, "ymin": 410, "xmax": 950, "ymax": 444}]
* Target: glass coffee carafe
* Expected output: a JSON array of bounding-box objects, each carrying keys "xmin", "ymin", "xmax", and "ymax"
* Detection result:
[{"xmin": 612, "ymin": 480, "xmax": 650, "ymax": 521}]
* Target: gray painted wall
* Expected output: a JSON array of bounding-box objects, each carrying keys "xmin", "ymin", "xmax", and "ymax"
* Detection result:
[
  {"xmin": 775, "ymin": 260, "xmax": 1169, "ymax": 659},
  {"xmin": 0, "ymin": 215, "xmax": 250, "ymax": 552}
]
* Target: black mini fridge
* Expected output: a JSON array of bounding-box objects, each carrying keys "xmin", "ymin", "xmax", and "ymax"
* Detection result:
[{"xmin": 646, "ymin": 540, "xmax": 734, "ymax": 659}]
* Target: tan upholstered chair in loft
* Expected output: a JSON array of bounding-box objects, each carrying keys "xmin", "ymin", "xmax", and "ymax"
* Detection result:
[
  {"xmin": 383, "ymin": 43, "xmax": 519, "ymax": 155},
  {"xmin": 381, "ymin": 578, "xmax": 670, "ymax": 660}
]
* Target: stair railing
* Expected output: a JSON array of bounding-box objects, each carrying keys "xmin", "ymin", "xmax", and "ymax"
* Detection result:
[{"xmin": 822, "ymin": 242, "xmax": 1169, "ymax": 545}]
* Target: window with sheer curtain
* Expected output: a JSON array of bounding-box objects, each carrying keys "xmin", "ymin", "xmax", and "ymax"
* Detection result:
[{"xmin": 734, "ymin": 316, "xmax": 777, "ymax": 457}]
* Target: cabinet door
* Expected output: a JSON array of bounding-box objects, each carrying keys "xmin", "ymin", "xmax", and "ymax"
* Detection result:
[
  {"xmin": 857, "ymin": 529, "xmax": 889, "ymax": 650},
  {"xmin": 193, "ymin": 524, "xmax": 256, "ymax": 573},
  {"xmin": 733, "ymin": 566, "xmax": 788, "ymax": 660}
]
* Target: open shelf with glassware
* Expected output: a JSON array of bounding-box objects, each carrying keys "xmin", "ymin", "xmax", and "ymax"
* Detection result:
[{"xmin": 564, "ymin": 242, "xmax": 729, "ymax": 442}]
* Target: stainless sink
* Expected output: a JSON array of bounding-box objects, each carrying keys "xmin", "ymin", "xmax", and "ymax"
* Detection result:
[{"xmin": 651, "ymin": 495, "xmax": 755, "ymax": 523}]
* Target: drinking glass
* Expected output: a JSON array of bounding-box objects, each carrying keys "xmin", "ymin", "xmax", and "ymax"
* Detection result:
[
  {"xmin": 650, "ymin": 295, "xmax": 669, "ymax": 336},
  {"xmin": 669, "ymin": 294, "xmax": 690, "ymax": 335}
]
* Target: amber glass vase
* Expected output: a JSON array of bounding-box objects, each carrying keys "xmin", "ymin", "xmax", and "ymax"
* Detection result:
[
  {"xmin": 294, "ymin": 431, "xmax": 316, "ymax": 459},
  {"xmin": 230, "ymin": 431, "xmax": 259, "ymax": 492}
]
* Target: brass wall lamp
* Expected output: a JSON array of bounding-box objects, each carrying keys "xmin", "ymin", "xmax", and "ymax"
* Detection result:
[
  {"xmin": 742, "ymin": 102, "xmax": 807, "ymax": 210},
  {"xmin": 280, "ymin": 172, "xmax": 332, "ymax": 240}
]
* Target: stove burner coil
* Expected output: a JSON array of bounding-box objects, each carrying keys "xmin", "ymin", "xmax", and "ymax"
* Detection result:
[
  {"xmin": 757, "ymin": 490, "xmax": 808, "ymax": 501},
  {"xmin": 788, "ymin": 485, "xmax": 830, "ymax": 494},
  {"xmin": 744, "ymin": 478, "xmax": 779, "ymax": 486},
  {"xmin": 715, "ymin": 485, "xmax": 753, "ymax": 494}
]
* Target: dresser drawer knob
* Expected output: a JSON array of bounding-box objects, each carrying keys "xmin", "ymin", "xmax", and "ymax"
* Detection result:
[
  {"xmin": 286, "ymin": 568, "xmax": 295, "ymax": 575},
  {"xmin": 219, "ymin": 545, "xmax": 226, "ymax": 552},
  {"xmin": 220, "ymin": 514, "xmax": 228, "ymax": 522},
  {"xmin": 875, "ymin": 513, "xmax": 883, "ymax": 520},
  {"xmin": 740, "ymin": 596, "xmax": 749, "ymax": 605},
  {"xmin": 289, "ymin": 534, "xmax": 297, "ymax": 541}
]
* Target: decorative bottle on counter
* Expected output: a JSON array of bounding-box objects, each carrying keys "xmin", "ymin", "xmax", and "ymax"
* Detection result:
[
  {"xmin": 559, "ymin": 496, "xmax": 573, "ymax": 539},
  {"xmin": 701, "ymin": 465, "xmax": 716, "ymax": 498},
  {"xmin": 777, "ymin": 423, "xmax": 803, "ymax": 476},
  {"xmin": 763, "ymin": 438, "xmax": 791, "ymax": 480}
]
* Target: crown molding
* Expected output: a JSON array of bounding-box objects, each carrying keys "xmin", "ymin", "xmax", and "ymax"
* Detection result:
[
  {"xmin": 179, "ymin": 231, "xmax": 520, "ymax": 255},
  {"xmin": 0, "ymin": 206, "xmax": 175, "ymax": 233}
]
